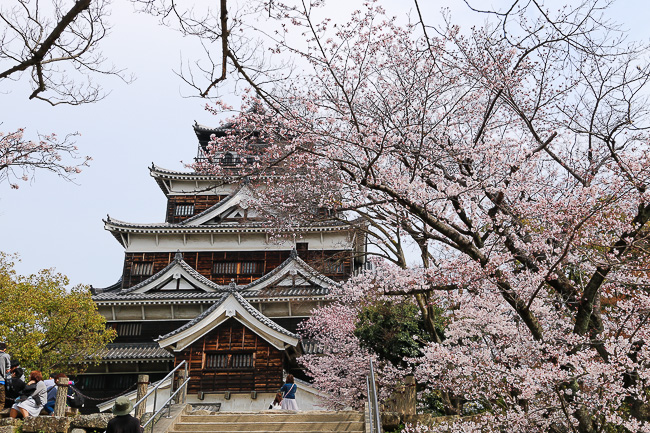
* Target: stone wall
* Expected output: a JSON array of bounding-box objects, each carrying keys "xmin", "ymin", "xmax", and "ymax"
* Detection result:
[
  {"xmin": 381, "ymin": 412, "xmax": 483, "ymax": 432},
  {"xmin": 0, "ymin": 413, "xmax": 122, "ymax": 433}
]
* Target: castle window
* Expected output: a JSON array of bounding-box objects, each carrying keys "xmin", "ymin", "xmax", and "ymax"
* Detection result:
[
  {"xmin": 175, "ymin": 204, "xmax": 194, "ymax": 216},
  {"xmin": 132, "ymin": 262, "xmax": 153, "ymax": 276},
  {"xmin": 205, "ymin": 352, "xmax": 254, "ymax": 370},
  {"xmin": 114, "ymin": 322, "xmax": 142, "ymax": 337},
  {"xmin": 323, "ymin": 261, "xmax": 345, "ymax": 274},
  {"xmin": 222, "ymin": 153, "xmax": 237, "ymax": 166},
  {"xmin": 213, "ymin": 261, "xmax": 262, "ymax": 275}
]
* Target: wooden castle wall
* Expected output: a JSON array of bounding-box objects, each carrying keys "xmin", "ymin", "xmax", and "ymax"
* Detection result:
[
  {"xmin": 166, "ymin": 195, "xmax": 227, "ymax": 224},
  {"xmin": 122, "ymin": 250, "xmax": 352, "ymax": 287},
  {"xmin": 174, "ymin": 318, "xmax": 284, "ymax": 393}
]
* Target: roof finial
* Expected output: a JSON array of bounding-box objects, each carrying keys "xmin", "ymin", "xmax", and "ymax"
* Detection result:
[
  {"xmin": 174, "ymin": 250, "xmax": 183, "ymax": 261},
  {"xmin": 229, "ymin": 278, "xmax": 237, "ymax": 291},
  {"xmin": 290, "ymin": 248, "xmax": 298, "ymax": 259}
]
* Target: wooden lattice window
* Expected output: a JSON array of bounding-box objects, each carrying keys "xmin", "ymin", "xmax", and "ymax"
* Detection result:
[
  {"xmin": 175, "ymin": 204, "xmax": 194, "ymax": 216},
  {"xmin": 131, "ymin": 262, "xmax": 153, "ymax": 276},
  {"xmin": 205, "ymin": 353, "xmax": 229, "ymax": 369},
  {"xmin": 213, "ymin": 261, "xmax": 262, "ymax": 275},
  {"xmin": 205, "ymin": 352, "xmax": 254, "ymax": 370},
  {"xmin": 114, "ymin": 322, "xmax": 142, "ymax": 336},
  {"xmin": 323, "ymin": 261, "xmax": 345, "ymax": 274}
]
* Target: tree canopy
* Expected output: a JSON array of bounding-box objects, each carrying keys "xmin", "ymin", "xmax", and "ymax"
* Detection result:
[
  {"xmin": 192, "ymin": 0, "xmax": 650, "ymax": 431},
  {"xmin": 0, "ymin": 252, "xmax": 116, "ymax": 374}
]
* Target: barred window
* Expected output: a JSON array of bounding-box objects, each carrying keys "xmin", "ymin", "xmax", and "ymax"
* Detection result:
[
  {"xmin": 206, "ymin": 353, "xmax": 229, "ymax": 369},
  {"xmin": 324, "ymin": 261, "xmax": 345, "ymax": 274},
  {"xmin": 175, "ymin": 204, "xmax": 194, "ymax": 216},
  {"xmin": 131, "ymin": 262, "xmax": 153, "ymax": 276},
  {"xmin": 116, "ymin": 322, "xmax": 142, "ymax": 336},
  {"xmin": 213, "ymin": 261, "xmax": 262, "ymax": 275},
  {"xmin": 205, "ymin": 353, "xmax": 253, "ymax": 370}
]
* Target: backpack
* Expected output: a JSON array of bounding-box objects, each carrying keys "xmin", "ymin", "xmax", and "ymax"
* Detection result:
[{"xmin": 67, "ymin": 386, "xmax": 85, "ymax": 408}]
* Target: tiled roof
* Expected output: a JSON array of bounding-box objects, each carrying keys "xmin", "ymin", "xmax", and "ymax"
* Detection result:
[
  {"xmin": 97, "ymin": 343, "xmax": 173, "ymax": 362},
  {"xmin": 104, "ymin": 216, "xmax": 349, "ymax": 231},
  {"xmin": 242, "ymin": 287, "xmax": 330, "ymax": 298},
  {"xmin": 149, "ymin": 164, "xmax": 223, "ymax": 180},
  {"xmin": 94, "ymin": 287, "xmax": 330, "ymax": 302},
  {"xmin": 92, "ymin": 251, "xmax": 335, "ymax": 302},
  {"xmin": 91, "ymin": 278, "xmax": 122, "ymax": 295},
  {"xmin": 179, "ymin": 184, "xmax": 243, "ymax": 225},
  {"xmin": 157, "ymin": 292, "xmax": 230, "ymax": 341},
  {"xmin": 119, "ymin": 252, "xmax": 228, "ymax": 295},
  {"xmin": 157, "ymin": 291, "xmax": 298, "ymax": 342},
  {"xmin": 238, "ymin": 249, "xmax": 338, "ymax": 292},
  {"xmin": 232, "ymin": 291, "xmax": 299, "ymax": 339}
]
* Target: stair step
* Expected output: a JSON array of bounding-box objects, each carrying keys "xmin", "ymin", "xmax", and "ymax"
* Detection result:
[
  {"xmin": 172, "ymin": 411, "xmax": 366, "ymax": 433},
  {"xmin": 167, "ymin": 426, "xmax": 364, "ymax": 433},
  {"xmin": 174, "ymin": 421, "xmax": 364, "ymax": 432},
  {"xmin": 179, "ymin": 413, "xmax": 364, "ymax": 423}
]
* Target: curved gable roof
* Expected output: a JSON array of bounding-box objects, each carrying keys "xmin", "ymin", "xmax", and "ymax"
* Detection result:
[{"xmin": 156, "ymin": 291, "xmax": 299, "ymax": 351}]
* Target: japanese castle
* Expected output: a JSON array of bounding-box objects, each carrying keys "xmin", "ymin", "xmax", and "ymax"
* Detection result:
[{"xmin": 83, "ymin": 122, "xmax": 366, "ymax": 411}]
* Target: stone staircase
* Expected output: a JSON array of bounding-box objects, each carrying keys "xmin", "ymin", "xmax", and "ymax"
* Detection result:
[{"xmin": 166, "ymin": 410, "xmax": 366, "ymax": 433}]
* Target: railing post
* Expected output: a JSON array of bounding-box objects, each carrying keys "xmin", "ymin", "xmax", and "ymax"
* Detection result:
[
  {"xmin": 135, "ymin": 374, "xmax": 149, "ymax": 419},
  {"xmin": 176, "ymin": 369, "xmax": 187, "ymax": 404},
  {"xmin": 53, "ymin": 377, "xmax": 69, "ymax": 417}
]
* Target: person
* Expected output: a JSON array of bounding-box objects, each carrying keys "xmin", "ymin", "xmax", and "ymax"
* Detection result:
[
  {"xmin": 9, "ymin": 360, "xmax": 24, "ymax": 382},
  {"xmin": 43, "ymin": 372, "xmax": 56, "ymax": 390},
  {"xmin": 9, "ymin": 371, "xmax": 47, "ymax": 418},
  {"xmin": 5, "ymin": 367, "xmax": 25, "ymax": 408},
  {"xmin": 44, "ymin": 373, "xmax": 68, "ymax": 414},
  {"xmin": 106, "ymin": 396, "xmax": 143, "ymax": 433},
  {"xmin": 279, "ymin": 374, "xmax": 298, "ymax": 411},
  {"xmin": 0, "ymin": 343, "xmax": 10, "ymax": 408},
  {"xmin": 268, "ymin": 392, "xmax": 283, "ymax": 410}
]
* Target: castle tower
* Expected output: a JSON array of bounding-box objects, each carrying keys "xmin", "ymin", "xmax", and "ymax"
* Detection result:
[{"xmin": 83, "ymin": 123, "xmax": 366, "ymax": 411}]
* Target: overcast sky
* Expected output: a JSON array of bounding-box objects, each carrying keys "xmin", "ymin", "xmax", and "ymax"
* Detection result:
[{"xmin": 1, "ymin": 0, "xmax": 648, "ymax": 289}]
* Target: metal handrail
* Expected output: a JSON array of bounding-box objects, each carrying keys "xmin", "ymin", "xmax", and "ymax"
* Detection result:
[
  {"xmin": 366, "ymin": 377, "xmax": 374, "ymax": 433},
  {"xmin": 134, "ymin": 361, "xmax": 187, "ymax": 411},
  {"xmin": 367, "ymin": 358, "xmax": 382, "ymax": 433},
  {"xmin": 133, "ymin": 361, "xmax": 190, "ymax": 431},
  {"xmin": 142, "ymin": 376, "xmax": 191, "ymax": 431}
]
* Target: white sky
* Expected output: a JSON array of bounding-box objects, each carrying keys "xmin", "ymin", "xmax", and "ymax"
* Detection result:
[{"xmin": 1, "ymin": 0, "xmax": 648, "ymax": 288}]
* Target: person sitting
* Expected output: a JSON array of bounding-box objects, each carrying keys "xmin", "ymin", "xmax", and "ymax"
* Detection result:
[
  {"xmin": 268, "ymin": 392, "xmax": 283, "ymax": 410},
  {"xmin": 9, "ymin": 371, "xmax": 47, "ymax": 418},
  {"xmin": 44, "ymin": 373, "xmax": 69, "ymax": 415},
  {"xmin": 4, "ymin": 367, "xmax": 25, "ymax": 409}
]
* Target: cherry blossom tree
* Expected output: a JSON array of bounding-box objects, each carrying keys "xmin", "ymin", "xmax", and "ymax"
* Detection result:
[
  {"xmin": 193, "ymin": 0, "xmax": 650, "ymax": 431},
  {"xmin": 0, "ymin": 128, "xmax": 90, "ymax": 189}
]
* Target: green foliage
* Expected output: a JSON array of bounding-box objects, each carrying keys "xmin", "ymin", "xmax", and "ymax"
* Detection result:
[
  {"xmin": 418, "ymin": 390, "xmax": 447, "ymax": 416},
  {"xmin": 0, "ymin": 252, "xmax": 116, "ymax": 374},
  {"xmin": 354, "ymin": 300, "xmax": 437, "ymax": 368}
]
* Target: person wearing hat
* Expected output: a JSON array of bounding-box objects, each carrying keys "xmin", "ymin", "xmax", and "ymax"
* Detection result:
[{"xmin": 106, "ymin": 396, "xmax": 143, "ymax": 433}]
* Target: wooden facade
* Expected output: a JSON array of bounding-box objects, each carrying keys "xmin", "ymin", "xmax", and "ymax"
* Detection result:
[
  {"xmin": 122, "ymin": 249, "xmax": 352, "ymax": 287},
  {"xmin": 87, "ymin": 126, "xmax": 365, "ymax": 405},
  {"xmin": 174, "ymin": 318, "xmax": 284, "ymax": 393},
  {"xmin": 166, "ymin": 195, "xmax": 227, "ymax": 224}
]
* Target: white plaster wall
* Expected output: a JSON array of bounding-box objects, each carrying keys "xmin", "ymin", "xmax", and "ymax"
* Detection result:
[
  {"xmin": 165, "ymin": 181, "xmax": 238, "ymax": 195},
  {"xmin": 124, "ymin": 232, "xmax": 352, "ymax": 253}
]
